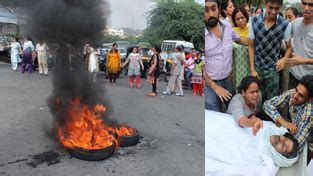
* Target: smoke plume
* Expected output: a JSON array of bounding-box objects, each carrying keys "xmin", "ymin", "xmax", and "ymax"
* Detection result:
[{"xmin": 2, "ymin": 0, "xmax": 116, "ymax": 125}]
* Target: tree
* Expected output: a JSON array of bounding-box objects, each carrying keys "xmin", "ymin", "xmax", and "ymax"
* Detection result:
[{"xmin": 142, "ymin": 1, "xmax": 204, "ymax": 50}]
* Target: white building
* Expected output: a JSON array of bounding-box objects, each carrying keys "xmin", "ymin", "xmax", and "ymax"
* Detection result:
[{"xmin": 105, "ymin": 27, "xmax": 126, "ymax": 38}]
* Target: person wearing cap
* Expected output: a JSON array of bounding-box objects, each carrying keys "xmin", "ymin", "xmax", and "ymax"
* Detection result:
[
  {"xmin": 263, "ymin": 75, "xmax": 313, "ymax": 162},
  {"xmin": 204, "ymin": 0, "xmax": 249, "ymax": 111}
]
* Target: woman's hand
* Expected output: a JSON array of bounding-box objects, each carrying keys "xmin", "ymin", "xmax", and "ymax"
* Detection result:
[{"xmin": 252, "ymin": 117, "xmax": 263, "ymax": 136}]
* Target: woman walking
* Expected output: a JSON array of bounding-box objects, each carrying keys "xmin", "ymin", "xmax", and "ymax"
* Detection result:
[
  {"xmin": 163, "ymin": 45, "xmax": 185, "ymax": 96},
  {"xmin": 21, "ymin": 36, "xmax": 35, "ymax": 74},
  {"xmin": 106, "ymin": 43, "xmax": 121, "ymax": 86},
  {"xmin": 10, "ymin": 37, "xmax": 21, "ymax": 71},
  {"xmin": 36, "ymin": 41, "xmax": 49, "ymax": 75},
  {"xmin": 122, "ymin": 47, "xmax": 144, "ymax": 88},
  {"xmin": 147, "ymin": 46, "xmax": 161, "ymax": 97}
]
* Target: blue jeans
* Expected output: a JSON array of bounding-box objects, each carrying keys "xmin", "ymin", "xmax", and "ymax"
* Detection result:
[
  {"xmin": 204, "ymin": 78, "xmax": 234, "ymax": 112},
  {"xmin": 184, "ymin": 70, "xmax": 192, "ymax": 89}
]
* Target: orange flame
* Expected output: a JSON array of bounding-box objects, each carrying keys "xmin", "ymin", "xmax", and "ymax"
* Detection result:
[{"xmin": 56, "ymin": 97, "xmax": 136, "ymax": 150}]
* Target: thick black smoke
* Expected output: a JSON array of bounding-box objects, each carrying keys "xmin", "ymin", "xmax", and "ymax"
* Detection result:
[{"xmin": 2, "ymin": 0, "xmax": 116, "ymax": 126}]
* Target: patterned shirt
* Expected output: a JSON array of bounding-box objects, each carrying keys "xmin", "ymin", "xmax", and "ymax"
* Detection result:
[
  {"xmin": 249, "ymin": 13, "xmax": 291, "ymax": 70},
  {"xmin": 205, "ymin": 20, "xmax": 240, "ymax": 80},
  {"xmin": 263, "ymin": 89, "xmax": 313, "ymax": 150}
]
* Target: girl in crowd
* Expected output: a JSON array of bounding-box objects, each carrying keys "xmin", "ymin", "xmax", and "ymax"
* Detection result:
[
  {"xmin": 10, "ymin": 37, "xmax": 21, "ymax": 71},
  {"xmin": 122, "ymin": 47, "xmax": 144, "ymax": 88},
  {"xmin": 231, "ymin": 7, "xmax": 250, "ymax": 90},
  {"xmin": 106, "ymin": 43, "xmax": 121, "ymax": 86},
  {"xmin": 147, "ymin": 46, "xmax": 161, "ymax": 97},
  {"xmin": 220, "ymin": 0, "xmax": 235, "ymax": 25},
  {"xmin": 254, "ymin": 6, "xmax": 263, "ymax": 16},
  {"xmin": 21, "ymin": 36, "xmax": 35, "ymax": 74},
  {"xmin": 285, "ymin": 7, "xmax": 300, "ymax": 22},
  {"xmin": 226, "ymin": 76, "xmax": 263, "ymax": 136},
  {"xmin": 241, "ymin": 3, "xmax": 251, "ymax": 17},
  {"xmin": 190, "ymin": 53, "xmax": 205, "ymax": 96},
  {"xmin": 35, "ymin": 40, "xmax": 49, "ymax": 75}
]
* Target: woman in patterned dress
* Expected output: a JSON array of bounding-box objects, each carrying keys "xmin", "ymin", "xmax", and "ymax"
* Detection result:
[
  {"xmin": 122, "ymin": 47, "xmax": 144, "ymax": 88},
  {"xmin": 189, "ymin": 53, "xmax": 205, "ymax": 96}
]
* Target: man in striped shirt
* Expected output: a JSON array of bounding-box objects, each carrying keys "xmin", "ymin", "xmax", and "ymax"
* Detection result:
[{"xmin": 263, "ymin": 75, "xmax": 313, "ymax": 162}]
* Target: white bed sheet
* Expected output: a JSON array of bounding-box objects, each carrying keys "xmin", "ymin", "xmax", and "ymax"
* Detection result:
[{"xmin": 205, "ymin": 110, "xmax": 279, "ymax": 176}]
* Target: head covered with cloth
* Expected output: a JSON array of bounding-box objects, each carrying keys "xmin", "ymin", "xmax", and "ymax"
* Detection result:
[{"xmin": 262, "ymin": 126, "xmax": 299, "ymax": 167}]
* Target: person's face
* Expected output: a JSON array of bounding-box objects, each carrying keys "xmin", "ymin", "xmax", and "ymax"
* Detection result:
[
  {"xmin": 285, "ymin": 9, "xmax": 297, "ymax": 22},
  {"xmin": 265, "ymin": 2, "xmax": 282, "ymax": 20},
  {"xmin": 113, "ymin": 44, "xmax": 118, "ymax": 50},
  {"xmin": 270, "ymin": 135, "xmax": 294, "ymax": 156},
  {"xmin": 132, "ymin": 47, "xmax": 137, "ymax": 53},
  {"xmin": 301, "ymin": 0, "xmax": 313, "ymax": 20},
  {"xmin": 291, "ymin": 84, "xmax": 309, "ymax": 105},
  {"xmin": 205, "ymin": 2, "xmax": 220, "ymax": 28},
  {"xmin": 244, "ymin": 5, "xmax": 251, "ymax": 16},
  {"xmin": 256, "ymin": 9, "xmax": 262, "ymax": 15},
  {"xmin": 235, "ymin": 11, "xmax": 248, "ymax": 29},
  {"xmin": 242, "ymin": 82, "xmax": 260, "ymax": 106},
  {"xmin": 224, "ymin": 1, "xmax": 234, "ymax": 16}
]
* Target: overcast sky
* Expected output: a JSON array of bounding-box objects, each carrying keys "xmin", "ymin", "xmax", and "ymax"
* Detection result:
[
  {"xmin": 106, "ymin": 0, "xmax": 205, "ymax": 30},
  {"xmin": 106, "ymin": 0, "xmax": 155, "ymax": 30}
]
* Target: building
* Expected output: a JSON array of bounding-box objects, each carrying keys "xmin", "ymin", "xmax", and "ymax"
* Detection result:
[{"xmin": 0, "ymin": 4, "xmax": 18, "ymax": 36}]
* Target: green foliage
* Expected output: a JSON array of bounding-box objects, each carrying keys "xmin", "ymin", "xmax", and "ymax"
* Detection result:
[{"xmin": 142, "ymin": 1, "xmax": 204, "ymax": 50}]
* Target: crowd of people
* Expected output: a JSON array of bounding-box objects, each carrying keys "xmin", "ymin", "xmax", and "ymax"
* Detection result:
[
  {"xmin": 83, "ymin": 42, "xmax": 205, "ymax": 98},
  {"xmin": 3, "ymin": 36, "xmax": 50, "ymax": 76},
  {"xmin": 205, "ymin": 0, "xmax": 312, "ymax": 167}
]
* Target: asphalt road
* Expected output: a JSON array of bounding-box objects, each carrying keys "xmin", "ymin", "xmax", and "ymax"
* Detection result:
[{"xmin": 0, "ymin": 63, "xmax": 204, "ymax": 176}]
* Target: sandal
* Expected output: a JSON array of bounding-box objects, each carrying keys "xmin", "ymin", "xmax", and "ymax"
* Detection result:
[{"xmin": 147, "ymin": 92, "xmax": 156, "ymax": 97}]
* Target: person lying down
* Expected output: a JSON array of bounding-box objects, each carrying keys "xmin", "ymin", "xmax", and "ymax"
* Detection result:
[{"xmin": 205, "ymin": 110, "xmax": 299, "ymax": 176}]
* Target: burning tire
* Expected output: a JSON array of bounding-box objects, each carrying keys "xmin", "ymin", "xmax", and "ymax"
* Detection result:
[
  {"xmin": 68, "ymin": 141, "xmax": 116, "ymax": 161},
  {"xmin": 120, "ymin": 129, "xmax": 140, "ymax": 147}
]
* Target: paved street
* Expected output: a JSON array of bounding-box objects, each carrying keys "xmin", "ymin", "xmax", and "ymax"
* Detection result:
[{"xmin": 0, "ymin": 63, "xmax": 204, "ymax": 176}]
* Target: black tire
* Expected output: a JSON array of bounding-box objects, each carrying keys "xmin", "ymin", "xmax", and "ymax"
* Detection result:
[
  {"xmin": 120, "ymin": 130, "xmax": 140, "ymax": 147},
  {"xmin": 67, "ymin": 141, "xmax": 116, "ymax": 161}
]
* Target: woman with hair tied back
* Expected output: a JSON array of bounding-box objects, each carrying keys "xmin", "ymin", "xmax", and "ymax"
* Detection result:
[{"xmin": 226, "ymin": 76, "xmax": 263, "ymax": 136}]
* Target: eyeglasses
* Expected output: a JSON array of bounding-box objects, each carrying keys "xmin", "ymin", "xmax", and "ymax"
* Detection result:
[{"xmin": 302, "ymin": 1, "xmax": 313, "ymax": 7}]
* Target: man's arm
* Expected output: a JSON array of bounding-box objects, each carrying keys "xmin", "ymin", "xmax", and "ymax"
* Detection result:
[
  {"xmin": 287, "ymin": 54, "xmax": 313, "ymax": 66},
  {"xmin": 204, "ymin": 71, "xmax": 232, "ymax": 102},
  {"xmin": 248, "ymin": 39, "xmax": 259, "ymax": 78},
  {"xmin": 276, "ymin": 40, "xmax": 292, "ymax": 71},
  {"xmin": 294, "ymin": 105, "xmax": 313, "ymax": 149},
  {"xmin": 235, "ymin": 37, "xmax": 249, "ymax": 46},
  {"xmin": 263, "ymin": 90, "xmax": 298, "ymax": 133}
]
